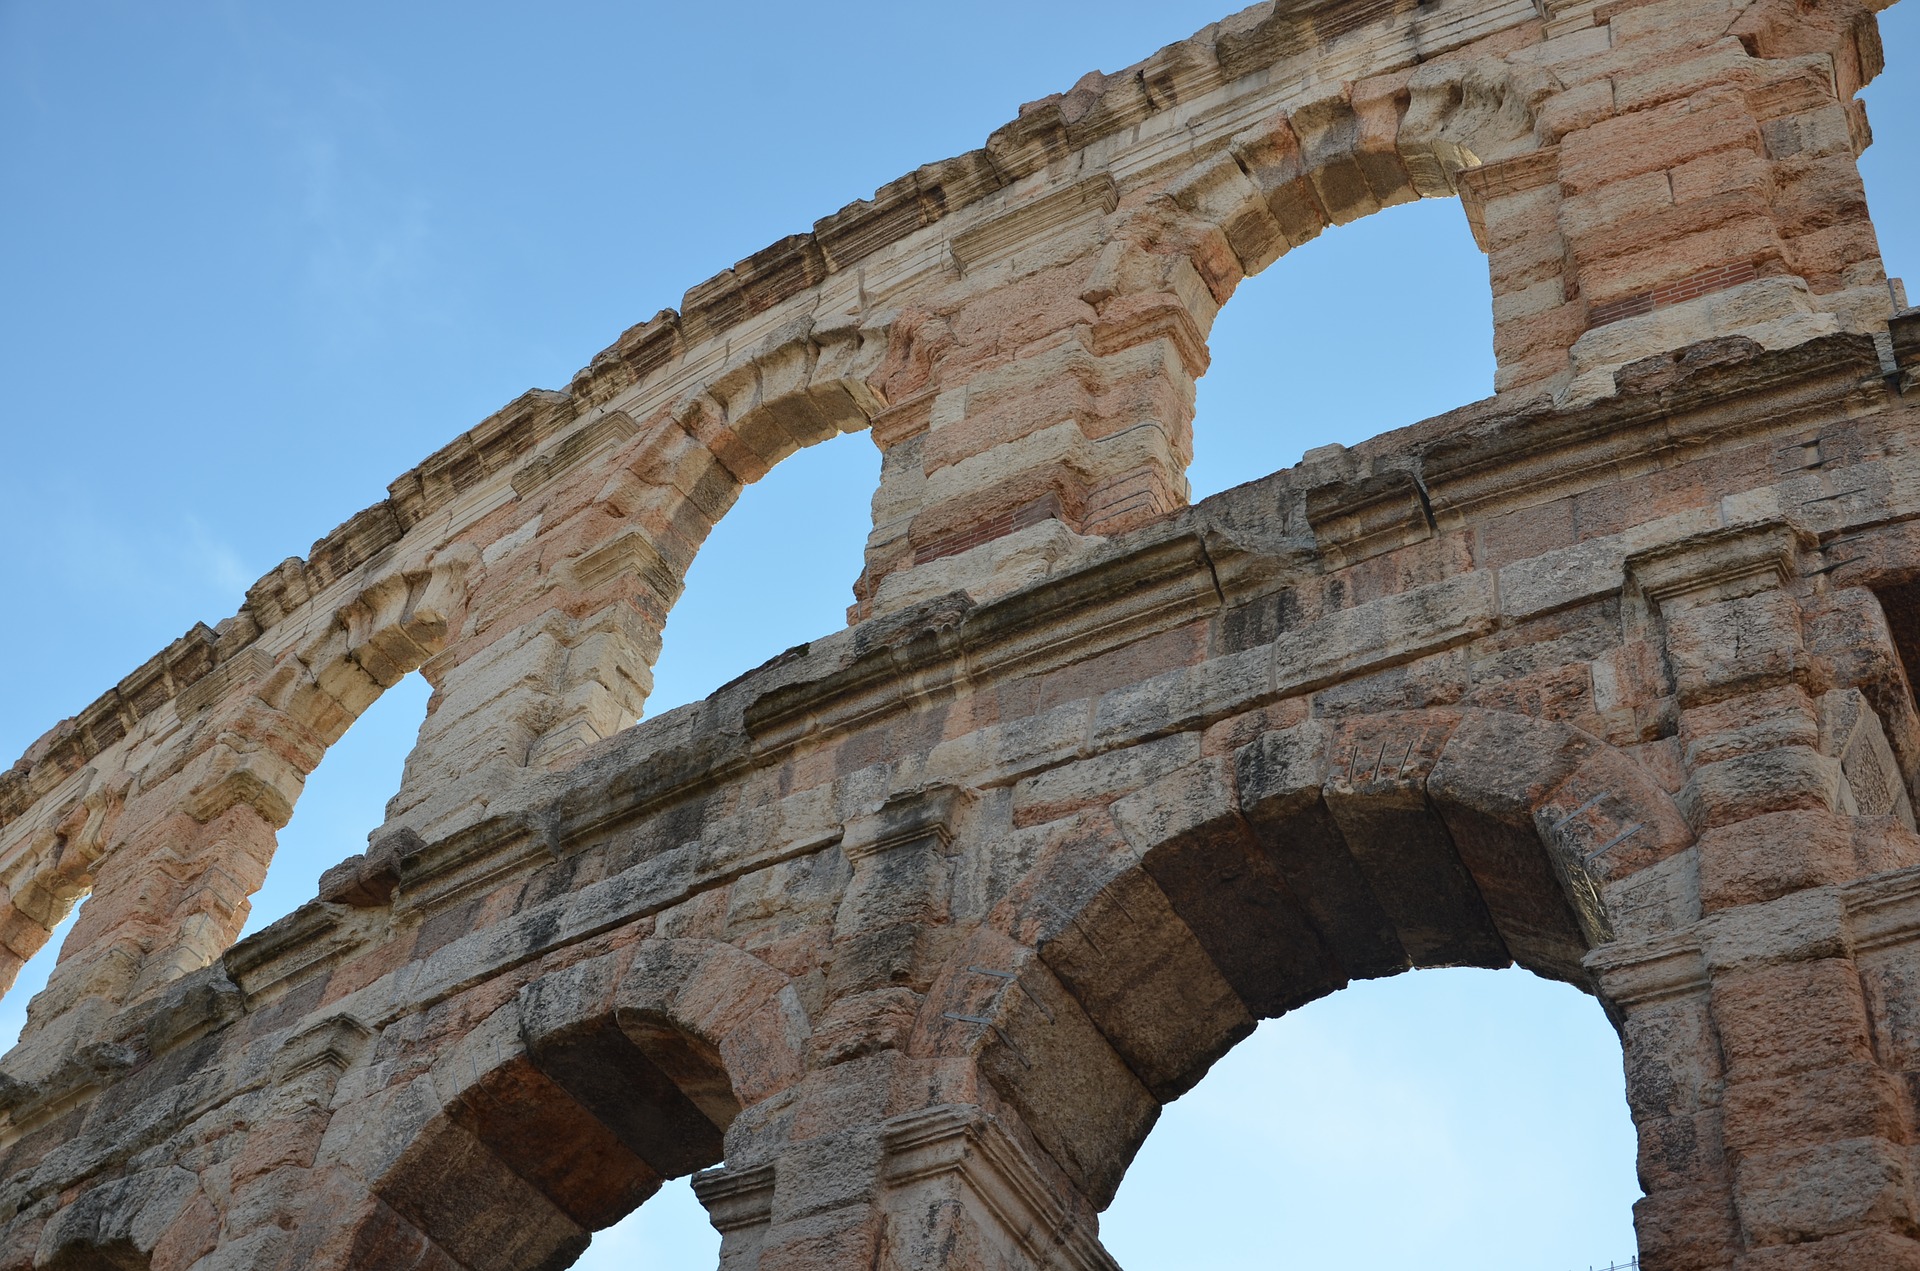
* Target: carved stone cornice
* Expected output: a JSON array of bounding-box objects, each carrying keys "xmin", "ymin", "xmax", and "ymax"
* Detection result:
[
  {"xmin": 690, "ymin": 1161, "xmax": 776, "ymax": 1234},
  {"xmin": 881, "ymin": 1104, "xmax": 1120, "ymax": 1271},
  {"xmin": 1627, "ymin": 522, "xmax": 1806, "ymax": 612}
]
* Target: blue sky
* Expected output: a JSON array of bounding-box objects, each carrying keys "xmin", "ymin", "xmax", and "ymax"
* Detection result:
[{"xmin": 2, "ymin": 3, "xmax": 1915, "ymax": 1267}]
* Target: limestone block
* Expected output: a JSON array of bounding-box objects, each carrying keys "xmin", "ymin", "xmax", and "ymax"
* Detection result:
[
  {"xmin": 1733, "ymin": 1136, "xmax": 1917, "ymax": 1248},
  {"xmin": 1712, "ymin": 957, "xmax": 1876, "ymax": 1083},
  {"xmin": 1631, "ymin": 1183, "xmax": 1742, "ymax": 1271},
  {"xmin": 1088, "ymin": 647, "xmax": 1270, "ymax": 751},
  {"xmin": 1695, "ymin": 809, "xmax": 1858, "ymax": 908},
  {"xmin": 1720, "ymin": 1063, "xmax": 1906, "ymax": 1157},
  {"xmin": 1603, "ymin": 848, "xmax": 1702, "ymax": 940},
  {"xmin": 1400, "ymin": 57, "xmax": 1561, "ymax": 186},
  {"xmin": 1566, "ymin": 277, "xmax": 1843, "ymax": 401},
  {"xmin": 1010, "ymin": 733, "xmax": 1199, "ymax": 827},
  {"xmin": 1819, "ymin": 688, "xmax": 1917, "ymax": 829},
  {"xmin": 35, "ymin": 1165, "xmax": 200, "ymax": 1269},
  {"xmin": 1, "ymin": 0, "xmax": 1914, "ymax": 1261},
  {"xmin": 1662, "ymin": 588, "xmax": 1815, "ymax": 708},
  {"xmin": 872, "ymin": 520, "xmax": 1102, "ymax": 615},
  {"xmin": 970, "ymin": 956, "xmax": 1155, "ymax": 1211},
  {"xmin": 1036, "ymin": 865, "xmax": 1254, "ymax": 1100},
  {"xmin": 1678, "ymin": 747, "xmax": 1848, "ymax": 831},
  {"xmin": 1700, "ymin": 886, "xmax": 1850, "ymax": 972}
]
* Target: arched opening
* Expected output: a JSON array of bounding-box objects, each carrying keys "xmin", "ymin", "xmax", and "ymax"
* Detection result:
[
  {"xmin": 957, "ymin": 710, "xmax": 1682, "ymax": 1267},
  {"xmin": 1189, "ymin": 197, "xmax": 1494, "ymax": 500},
  {"xmin": 1100, "ymin": 968, "xmax": 1639, "ymax": 1268},
  {"xmin": 1049, "ymin": 118, "xmax": 1627, "ymax": 1263},
  {"xmin": 342, "ymin": 939, "xmax": 802, "ymax": 1271},
  {"xmin": 0, "ymin": 904, "xmax": 81, "ymax": 1051},
  {"xmin": 370, "ymin": 1013, "xmax": 738, "ymax": 1271},
  {"xmin": 569, "ymin": 1174, "xmax": 717, "ymax": 1269},
  {"xmin": 645, "ymin": 427, "xmax": 881, "ymax": 717},
  {"xmin": 1858, "ymin": 3, "xmax": 1918, "ymax": 304},
  {"xmin": 239, "ymin": 670, "xmax": 431, "ymax": 938}
]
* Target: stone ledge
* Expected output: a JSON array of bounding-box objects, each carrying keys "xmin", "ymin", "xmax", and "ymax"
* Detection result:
[{"xmin": 0, "ymin": 0, "xmax": 1561, "ymax": 844}]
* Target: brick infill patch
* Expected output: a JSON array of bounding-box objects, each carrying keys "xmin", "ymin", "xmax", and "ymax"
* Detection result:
[
  {"xmin": 913, "ymin": 492, "xmax": 1066, "ymax": 566},
  {"xmin": 1588, "ymin": 259, "xmax": 1760, "ymax": 329}
]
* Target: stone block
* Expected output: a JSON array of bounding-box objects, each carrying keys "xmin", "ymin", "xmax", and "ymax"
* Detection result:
[
  {"xmin": 1734, "ymin": 1136, "xmax": 1917, "ymax": 1247},
  {"xmin": 1734, "ymin": 1230, "xmax": 1920, "ymax": 1270},
  {"xmin": 5, "ymin": 0, "xmax": 1918, "ymax": 1263},
  {"xmin": 1721, "ymin": 1063, "xmax": 1906, "ymax": 1156},
  {"xmin": 1711, "ymin": 958, "xmax": 1875, "ymax": 1082},
  {"xmin": 1633, "ymin": 1183, "xmax": 1743, "ymax": 1271},
  {"xmin": 1696, "ymin": 809, "xmax": 1858, "ymax": 909}
]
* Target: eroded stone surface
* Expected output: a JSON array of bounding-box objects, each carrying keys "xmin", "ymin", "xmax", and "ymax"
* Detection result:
[{"xmin": 1, "ymin": 0, "xmax": 1917, "ymax": 1266}]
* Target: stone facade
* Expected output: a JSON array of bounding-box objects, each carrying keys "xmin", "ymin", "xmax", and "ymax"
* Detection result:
[{"xmin": 1, "ymin": 0, "xmax": 1916, "ymax": 1265}]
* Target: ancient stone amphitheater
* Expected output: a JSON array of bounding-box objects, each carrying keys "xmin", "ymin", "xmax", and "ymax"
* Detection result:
[{"xmin": 2, "ymin": 0, "xmax": 1916, "ymax": 1266}]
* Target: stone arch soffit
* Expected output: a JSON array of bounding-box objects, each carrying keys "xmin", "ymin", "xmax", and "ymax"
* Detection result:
[
  {"xmin": 193, "ymin": 545, "xmax": 476, "ymax": 835},
  {"xmin": 0, "ymin": 776, "xmax": 128, "ymax": 1001},
  {"xmin": 354, "ymin": 938, "xmax": 807, "ymax": 1271},
  {"xmin": 920, "ymin": 707, "xmax": 1690, "ymax": 1210},
  {"xmin": 1149, "ymin": 57, "xmax": 1560, "ymax": 306},
  {"xmin": 512, "ymin": 327, "xmax": 887, "ymax": 709},
  {"xmin": 549, "ymin": 321, "xmax": 886, "ymax": 582},
  {"xmin": 31, "ymin": 1164, "xmax": 197, "ymax": 1271}
]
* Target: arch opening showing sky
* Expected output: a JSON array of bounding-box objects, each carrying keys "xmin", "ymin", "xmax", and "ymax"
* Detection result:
[{"xmin": 2, "ymin": 3, "xmax": 1916, "ymax": 1267}]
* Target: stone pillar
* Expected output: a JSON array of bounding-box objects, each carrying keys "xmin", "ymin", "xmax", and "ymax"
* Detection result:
[
  {"xmin": 1542, "ymin": 0, "xmax": 1894, "ymax": 398},
  {"xmin": 1459, "ymin": 149, "xmax": 1584, "ymax": 396},
  {"xmin": 16, "ymin": 694, "xmax": 316, "ymax": 1060},
  {"xmin": 1597, "ymin": 890, "xmax": 1920, "ymax": 1271},
  {"xmin": 1598, "ymin": 523, "xmax": 1920, "ymax": 1269},
  {"xmin": 851, "ymin": 212, "xmax": 1212, "ymax": 619},
  {"xmin": 2, "ymin": 547, "xmax": 477, "ymax": 1067},
  {"xmin": 389, "ymin": 320, "xmax": 886, "ymax": 832},
  {"xmin": 0, "ymin": 779, "xmax": 123, "ymax": 999},
  {"xmin": 689, "ymin": 785, "xmax": 1120, "ymax": 1270},
  {"xmin": 1592, "ymin": 946, "xmax": 1741, "ymax": 1270},
  {"xmin": 382, "ymin": 522, "xmax": 668, "ymax": 837},
  {"xmin": 694, "ymin": 1096, "xmax": 1118, "ymax": 1271}
]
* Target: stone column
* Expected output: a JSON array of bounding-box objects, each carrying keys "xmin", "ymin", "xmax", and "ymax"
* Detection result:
[
  {"xmin": 691, "ymin": 785, "xmax": 1121, "ymax": 1270},
  {"xmin": 1541, "ymin": 0, "xmax": 1895, "ymax": 398},
  {"xmin": 1600, "ymin": 523, "xmax": 1920, "ymax": 1269},
  {"xmin": 694, "ymin": 1096, "xmax": 1118, "ymax": 1271},
  {"xmin": 851, "ymin": 208, "xmax": 1212, "ymax": 620}
]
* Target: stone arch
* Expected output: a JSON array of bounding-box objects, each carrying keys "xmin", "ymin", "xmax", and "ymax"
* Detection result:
[
  {"xmin": 1, "ymin": 314, "xmax": 890, "ymax": 1036},
  {"xmin": 379, "ymin": 324, "xmax": 890, "ymax": 836},
  {"xmin": 921, "ymin": 707, "xmax": 1693, "ymax": 1213},
  {"xmin": 0, "ymin": 777, "xmax": 126, "ymax": 1002},
  {"xmin": 1127, "ymin": 53, "xmax": 1563, "ymax": 440},
  {"xmin": 3, "ymin": 545, "xmax": 474, "ymax": 1054},
  {"xmin": 319, "ymin": 938, "xmax": 808, "ymax": 1271},
  {"xmin": 28, "ymin": 1165, "xmax": 199, "ymax": 1271},
  {"xmin": 845, "ymin": 58, "xmax": 1568, "ymax": 619},
  {"xmin": 1156, "ymin": 55, "xmax": 1557, "ymax": 278}
]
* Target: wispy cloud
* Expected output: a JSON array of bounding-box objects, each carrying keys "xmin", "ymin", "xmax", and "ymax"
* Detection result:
[
  {"xmin": 284, "ymin": 109, "xmax": 434, "ymax": 333},
  {"xmin": 184, "ymin": 515, "xmax": 256, "ymax": 596},
  {"xmin": 219, "ymin": 11, "xmax": 444, "ymax": 349}
]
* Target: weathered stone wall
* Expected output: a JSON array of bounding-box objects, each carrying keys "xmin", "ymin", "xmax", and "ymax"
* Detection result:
[{"xmin": 0, "ymin": 0, "xmax": 1915, "ymax": 1265}]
